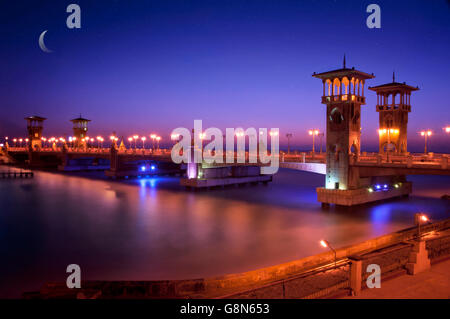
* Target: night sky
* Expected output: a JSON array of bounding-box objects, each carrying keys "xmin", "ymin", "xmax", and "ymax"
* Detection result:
[{"xmin": 1, "ymin": 0, "xmax": 449, "ymax": 152}]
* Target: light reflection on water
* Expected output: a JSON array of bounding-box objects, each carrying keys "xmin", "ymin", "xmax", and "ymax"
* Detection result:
[{"xmin": 0, "ymin": 168, "xmax": 448, "ymax": 297}]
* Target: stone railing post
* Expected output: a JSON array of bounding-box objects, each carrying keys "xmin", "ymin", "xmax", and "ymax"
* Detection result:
[
  {"xmin": 302, "ymin": 152, "xmax": 306, "ymax": 163},
  {"xmin": 376, "ymin": 154, "xmax": 382, "ymax": 165},
  {"xmin": 441, "ymin": 156, "xmax": 448, "ymax": 170},
  {"xmin": 407, "ymin": 155, "xmax": 413, "ymax": 168},
  {"xmin": 348, "ymin": 257, "xmax": 362, "ymax": 296}
]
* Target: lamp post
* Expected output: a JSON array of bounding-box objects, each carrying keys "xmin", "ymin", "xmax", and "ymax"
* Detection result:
[
  {"xmin": 308, "ymin": 129, "xmax": 319, "ymax": 154},
  {"xmin": 97, "ymin": 136, "xmax": 104, "ymax": 149},
  {"xmin": 318, "ymin": 132, "xmax": 324, "ymax": 154},
  {"xmin": 156, "ymin": 136, "xmax": 161, "ymax": 150},
  {"xmin": 141, "ymin": 136, "xmax": 146, "ymax": 149},
  {"xmin": 415, "ymin": 213, "xmax": 429, "ymax": 240},
  {"xmin": 268, "ymin": 131, "xmax": 278, "ymax": 157},
  {"xmin": 235, "ymin": 131, "xmax": 245, "ymax": 159},
  {"xmin": 127, "ymin": 137, "xmax": 133, "ymax": 149},
  {"xmin": 199, "ymin": 132, "xmax": 206, "ymax": 150},
  {"xmin": 150, "ymin": 134, "xmax": 156, "ymax": 150},
  {"xmin": 133, "ymin": 135, "xmax": 138, "ymax": 149},
  {"xmin": 419, "ymin": 130, "xmax": 432, "ymax": 154},
  {"xmin": 320, "ymin": 240, "xmax": 337, "ymax": 267},
  {"xmin": 286, "ymin": 133, "xmax": 292, "ymax": 154},
  {"xmin": 171, "ymin": 133, "xmax": 180, "ymax": 148}
]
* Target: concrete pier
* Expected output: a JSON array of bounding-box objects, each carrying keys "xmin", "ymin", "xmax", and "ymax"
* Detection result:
[
  {"xmin": 317, "ymin": 181, "xmax": 412, "ymax": 206},
  {"xmin": 180, "ymin": 174, "xmax": 272, "ymax": 188},
  {"xmin": 180, "ymin": 165, "xmax": 272, "ymax": 188}
]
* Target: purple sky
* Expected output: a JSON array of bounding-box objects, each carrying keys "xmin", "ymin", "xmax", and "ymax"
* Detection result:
[{"xmin": 1, "ymin": 0, "xmax": 449, "ymax": 152}]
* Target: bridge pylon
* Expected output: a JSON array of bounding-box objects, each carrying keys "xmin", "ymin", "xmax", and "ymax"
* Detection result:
[
  {"xmin": 25, "ymin": 116, "xmax": 46, "ymax": 151},
  {"xmin": 312, "ymin": 61, "xmax": 414, "ymax": 206},
  {"xmin": 369, "ymin": 72, "xmax": 419, "ymax": 155},
  {"xmin": 313, "ymin": 59, "xmax": 374, "ymax": 191},
  {"xmin": 70, "ymin": 115, "xmax": 90, "ymax": 148}
]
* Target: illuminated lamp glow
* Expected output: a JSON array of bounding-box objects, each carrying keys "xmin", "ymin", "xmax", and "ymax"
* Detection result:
[
  {"xmin": 140, "ymin": 166, "xmax": 146, "ymax": 172},
  {"xmin": 383, "ymin": 184, "xmax": 388, "ymax": 189},
  {"xmin": 368, "ymin": 187, "xmax": 373, "ymax": 193},
  {"xmin": 150, "ymin": 165, "xmax": 156, "ymax": 170},
  {"xmin": 319, "ymin": 240, "xmax": 328, "ymax": 248},
  {"xmin": 375, "ymin": 185, "xmax": 381, "ymax": 190}
]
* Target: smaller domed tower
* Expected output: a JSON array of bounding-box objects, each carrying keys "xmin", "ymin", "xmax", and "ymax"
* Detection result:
[
  {"xmin": 369, "ymin": 73, "xmax": 419, "ymax": 154},
  {"xmin": 70, "ymin": 115, "xmax": 91, "ymax": 147},
  {"xmin": 25, "ymin": 115, "xmax": 46, "ymax": 151}
]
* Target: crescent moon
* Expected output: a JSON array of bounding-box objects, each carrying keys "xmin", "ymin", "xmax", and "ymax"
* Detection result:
[{"xmin": 39, "ymin": 30, "xmax": 53, "ymax": 53}]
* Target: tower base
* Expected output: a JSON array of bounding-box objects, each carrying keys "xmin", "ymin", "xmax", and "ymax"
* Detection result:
[{"xmin": 316, "ymin": 181, "xmax": 412, "ymax": 206}]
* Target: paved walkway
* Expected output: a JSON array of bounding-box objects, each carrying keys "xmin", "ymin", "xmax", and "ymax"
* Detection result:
[{"xmin": 344, "ymin": 258, "xmax": 450, "ymax": 299}]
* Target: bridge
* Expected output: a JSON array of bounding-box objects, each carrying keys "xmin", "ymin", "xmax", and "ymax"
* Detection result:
[
  {"xmin": 1, "ymin": 144, "xmax": 273, "ymax": 188},
  {"xmin": 2, "ymin": 59, "xmax": 450, "ymax": 206}
]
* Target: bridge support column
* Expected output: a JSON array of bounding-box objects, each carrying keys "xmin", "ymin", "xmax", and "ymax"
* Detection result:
[{"xmin": 187, "ymin": 161, "xmax": 199, "ymax": 179}]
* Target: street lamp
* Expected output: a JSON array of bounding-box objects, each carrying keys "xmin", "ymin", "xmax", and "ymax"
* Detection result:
[
  {"xmin": 141, "ymin": 136, "xmax": 146, "ymax": 149},
  {"xmin": 133, "ymin": 135, "xmax": 139, "ymax": 149},
  {"xmin": 156, "ymin": 136, "xmax": 161, "ymax": 150},
  {"xmin": 171, "ymin": 133, "xmax": 180, "ymax": 147},
  {"xmin": 97, "ymin": 136, "xmax": 104, "ymax": 148},
  {"xmin": 319, "ymin": 240, "xmax": 337, "ymax": 267},
  {"xmin": 415, "ymin": 213, "xmax": 429, "ymax": 239},
  {"xmin": 308, "ymin": 129, "xmax": 319, "ymax": 154},
  {"xmin": 419, "ymin": 130, "xmax": 432, "ymax": 154},
  {"xmin": 150, "ymin": 134, "xmax": 157, "ymax": 150},
  {"xmin": 318, "ymin": 132, "xmax": 324, "ymax": 153},
  {"xmin": 286, "ymin": 133, "xmax": 292, "ymax": 154},
  {"xmin": 444, "ymin": 126, "xmax": 450, "ymax": 134}
]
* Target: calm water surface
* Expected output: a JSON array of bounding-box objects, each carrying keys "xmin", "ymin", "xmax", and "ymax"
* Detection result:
[{"xmin": 0, "ymin": 167, "xmax": 449, "ymax": 297}]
